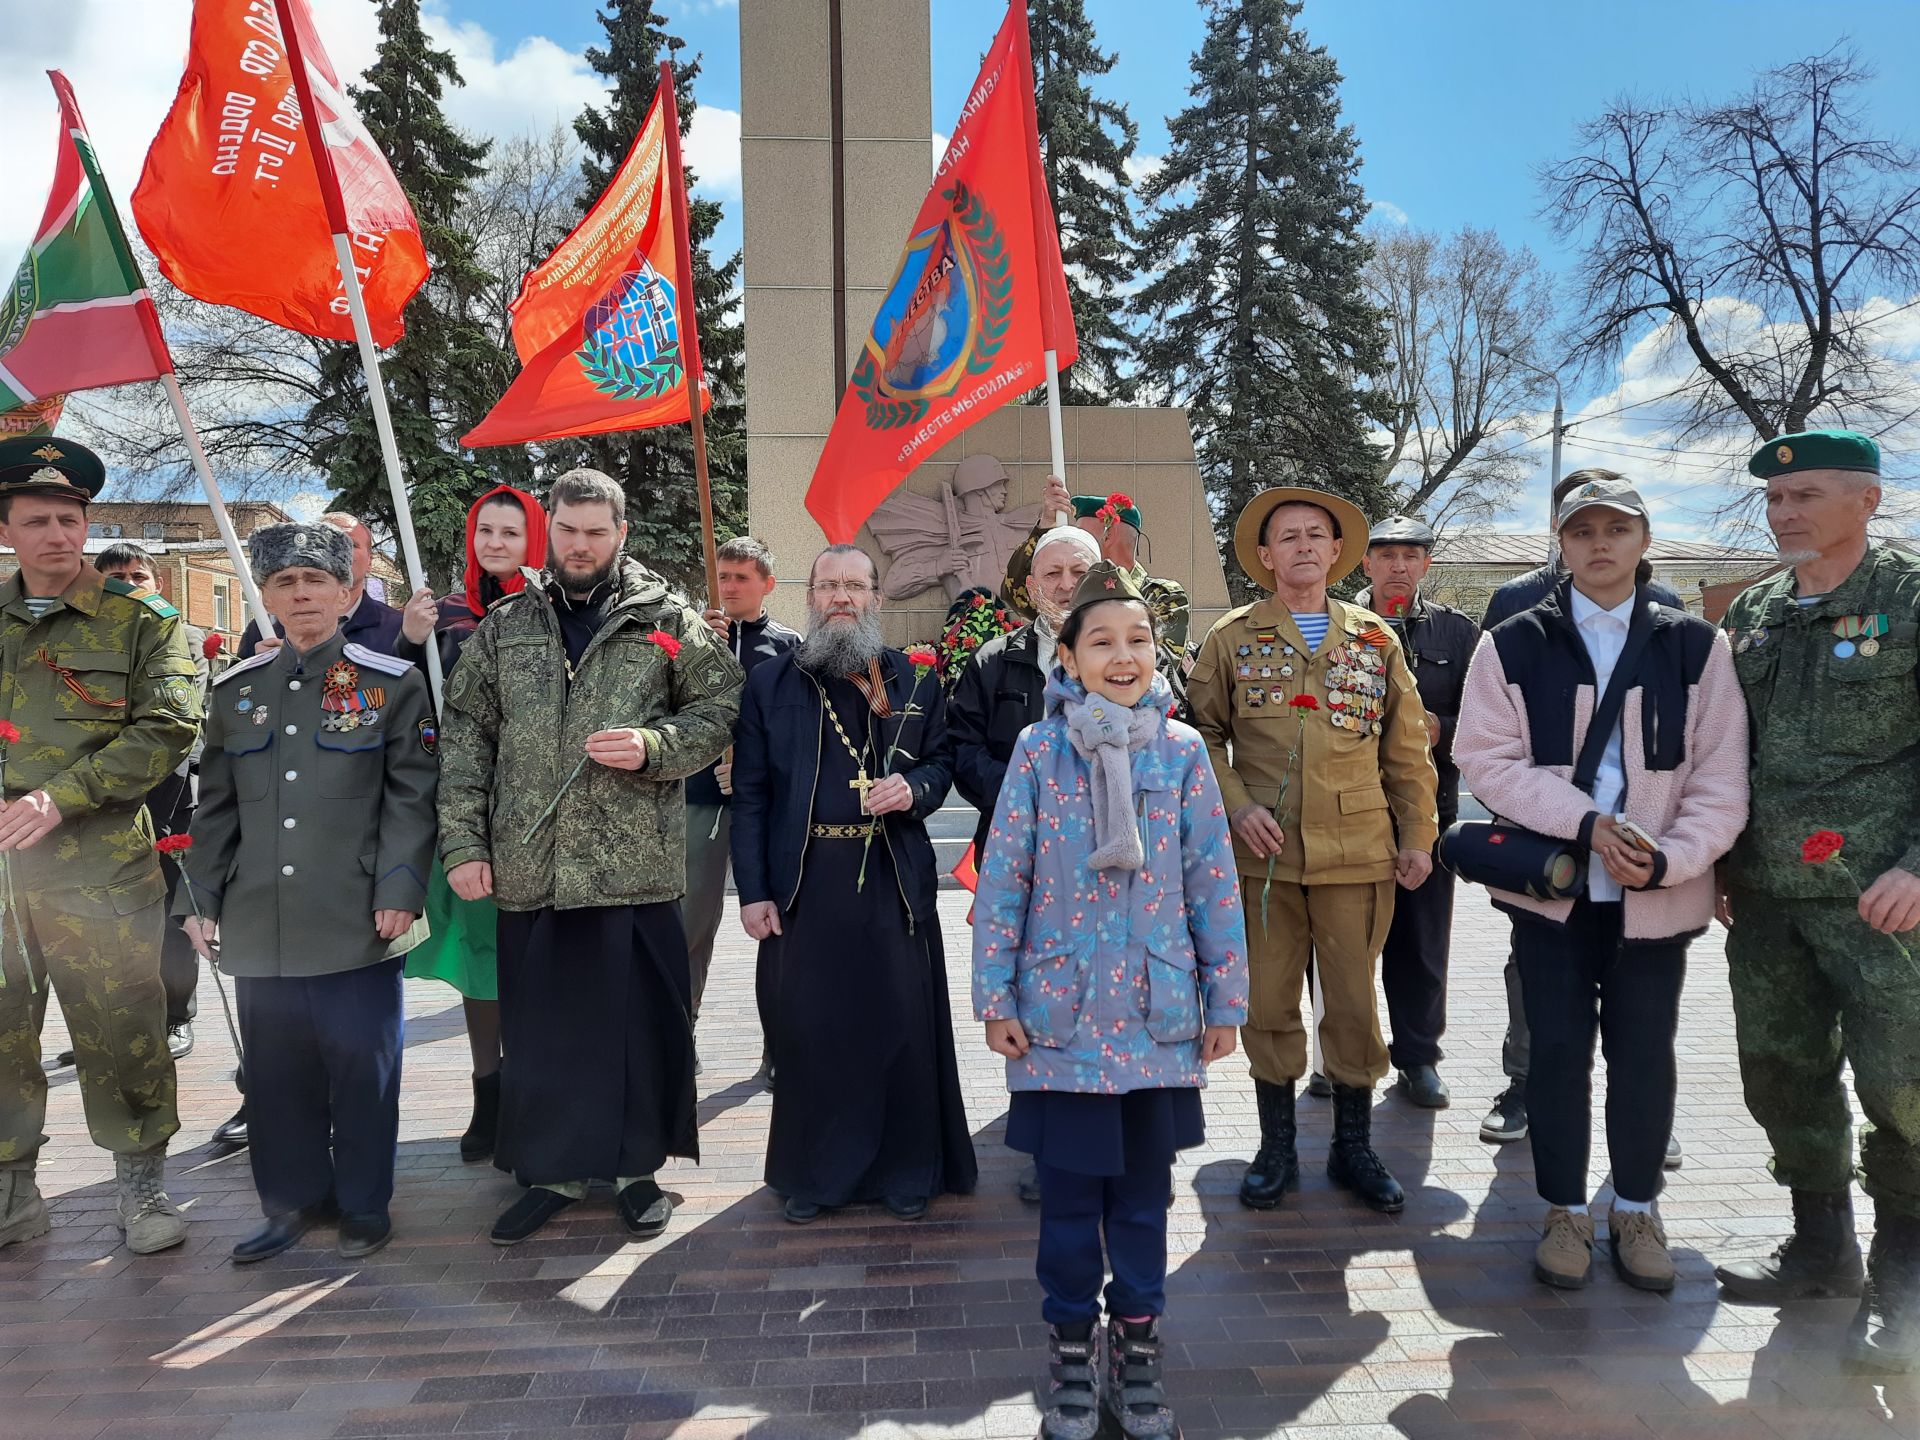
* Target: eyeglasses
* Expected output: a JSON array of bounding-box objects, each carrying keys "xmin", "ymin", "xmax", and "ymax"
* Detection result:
[{"xmin": 808, "ymin": 580, "xmax": 875, "ymax": 597}]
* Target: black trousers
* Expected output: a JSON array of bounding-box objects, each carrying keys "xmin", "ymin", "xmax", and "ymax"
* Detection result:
[
  {"xmin": 1381, "ymin": 856, "xmax": 1454, "ymax": 1069},
  {"xmin": 149, "ymin": 772, "xmax": 198, "ymax": 1028},
  {"xmin": 235, "ymin": 958, "xmax": 403, "ymax": 1221},
  {"xmin": 1513, "ymin": 900, "xmax": 1686, "ymax": 1207}
]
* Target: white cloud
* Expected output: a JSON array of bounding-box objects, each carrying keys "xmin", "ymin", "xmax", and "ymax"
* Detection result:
[
  {"xmin": 686, "ymin": 103, "xmax": 742, "ymax": 199},
  {"xmin": 1123, "ymin": 153, "xmax": 1163, "ymax": 188},
  {"xmin": 1370, "ymin": 198, "xmax": 1409, "ymax": 226},
  {"xmin": 933, "ymin": 131, "xmax": 950, "ymax": 170}
]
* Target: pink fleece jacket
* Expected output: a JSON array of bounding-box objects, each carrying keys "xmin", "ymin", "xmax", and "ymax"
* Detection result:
[{"xmin": 1453, "ymin": 627, "xmax": 1750, "ymax": 939}]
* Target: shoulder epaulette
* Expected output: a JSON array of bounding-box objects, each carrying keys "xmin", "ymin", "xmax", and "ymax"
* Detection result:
[
  {"xmin": 344, "ymin": 642, "xmax": 415, "ymax": 678},
  {"xmin": 485, "ymin": 589, "xmax": 528, "ymax": 613},
  {"xmin": 213, "ymin": 649, "xmax": 277, "ymax": 686},
  {"xmin": 101, "ymin": 576, "xmax": 180, "ymax": 619}
]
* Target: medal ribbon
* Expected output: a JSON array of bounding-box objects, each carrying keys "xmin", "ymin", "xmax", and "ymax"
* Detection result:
[{"xmin": 35, "ymin": 648, "xmax": 126, "ymax": 709}]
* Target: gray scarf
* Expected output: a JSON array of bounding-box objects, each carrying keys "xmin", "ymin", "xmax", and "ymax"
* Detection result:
[{"xmin": 1061, "ymin": 688, "xmax": 1161, "ymax": 871}]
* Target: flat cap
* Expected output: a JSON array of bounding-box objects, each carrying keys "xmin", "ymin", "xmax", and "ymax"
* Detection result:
[
  {"xmin": 1748, "ymin": 429, "xmax": 1880, "ymax": 480},
  {"xmin": 1368, "ymin": 514, "xmax": 1437, "ymax": 548},
  {"xmin": 1554, "ymin": 475, "xmax": 1648, "ymax": 530},
  {"xmin": 247, "ymin": 522, "xmax": 355, "ymax": 585},
  {"xmin": 0, "ymin": 436, "xmax": 105, "ymax": 504}
]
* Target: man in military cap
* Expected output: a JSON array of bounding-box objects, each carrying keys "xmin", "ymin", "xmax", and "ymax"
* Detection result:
[
  {"xmin": 1713, "ymin": 429, "xmax": 1920, "ymax": 1372},
  {"xmin": 1358, "ymin": 516, "xmax": 1478, "ymax": 1108},
  {"xmin": 1188, "ymin": 488, "xmax": 1438, "ymax": 1215},
  {"xmin": 179, "ymin": 521, "xmax": 436, "ymax": 1264},
  {"xmin": 0, "ymin": 436, "xmax": 200, "ymax": 1254}
]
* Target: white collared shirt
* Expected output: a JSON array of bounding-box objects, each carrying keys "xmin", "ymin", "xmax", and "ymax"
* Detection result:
[{"xmin": 1569, "ymin": 587, "xmax": 1633, "ymax": 901}]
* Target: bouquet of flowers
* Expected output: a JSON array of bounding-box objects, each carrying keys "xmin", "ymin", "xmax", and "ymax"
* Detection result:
[{"xmin": 935, "ymin": 590, "xmax": 1018, "ymax": 695}]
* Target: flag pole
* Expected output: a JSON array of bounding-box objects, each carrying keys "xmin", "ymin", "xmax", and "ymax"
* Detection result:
[
  {"xmin": 271, "ymin": 0, "xmax": 444, "ymax": 710},
  {"xmin": 158, "ymin": 375, "xmax": 273, "ymax": 637},
  {"xmin": 1009, "ymin": 4, "xmax": 1069, "ymax": 528},
  {"xmin": 656, "ymin": 61, "xmax": 721, "ymax": 605}
]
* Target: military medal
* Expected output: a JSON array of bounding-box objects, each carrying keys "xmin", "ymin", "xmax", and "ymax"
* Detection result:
[
  {"xmin": 320, "ymin": 660, "xmax": 386, "ymax": 732},
  {"xmin": 1237, "ymin": 662, "xmax": 1252, "ymax": 679},
  {"xmin": 1834, "ymin": 639, "xmax": 1856, "ymax": 659},
  {"xmin": 1245, "ymin": 687, "xmax": 1265, "ymax": 708},
  {"xmin": 252, "ymin": 707, "xmax": 269, "ymax": 725},
  {"xmin": 1860, "ymin": 638, "xmax": 1881, "ymax": 656},
  {"xmin": 1258, "ymin": 665, "xmax": 1272, "ymax": 679}
]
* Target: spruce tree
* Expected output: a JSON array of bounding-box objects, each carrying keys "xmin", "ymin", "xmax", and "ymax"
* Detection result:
[
  {"xmin": 562, "ymin": 1, "xmax": 746, "ymax": 598},
  {"xmin": 307, "ymin": 0, "xmax": 500, "ymax": 588},
  {"xmin": 1131, "ymin": 0, "xmax": 1389, "ymax": 601},
  {"xmin": 1029, "ymin": 0, "xmax": 1141, "ymax": 403}
]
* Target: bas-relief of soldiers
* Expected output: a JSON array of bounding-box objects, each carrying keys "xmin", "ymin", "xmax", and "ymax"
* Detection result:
[
  {"xmin": 0, "ymin": 427, "xmax": 1915, "ymax": 1418},
  {"xmin": 865, "ymin": 452, "xmax": 1044, "ymax": 602}
]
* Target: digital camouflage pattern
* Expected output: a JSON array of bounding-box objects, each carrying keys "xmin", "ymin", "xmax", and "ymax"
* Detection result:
[
  {"xmin": 1725, "ymin": 893, "xmax": 1920, "ymax": 1220},
  {"xmin": 999, "ymin": 518, "xmax": 1192, "ymax": 656},
  {"xmin": 438, "ymin": 557, "xmax": 743, "ymax": 912},
  {"xmin": 1723, "ymin": 542, "xmax": 1920, "ymax": 1222},
  {"xmin": 0, "ymin": 564, "xmax": 198, "ymax": 1163}
]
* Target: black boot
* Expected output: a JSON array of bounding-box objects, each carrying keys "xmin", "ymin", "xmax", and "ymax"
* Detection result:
[
  {"xmin": 460, "ymin": 1072, "xmax": 501, "ymax": 1163},
  {"xmin": 1036, "ymin": 1320, "xmax": 1101, "ymax": 1439},
  {"xmin": 1714, "ymin": 1189, "xmax": 1864, "ymax": 1301},
  {"xmin": 1238, "ymin": 1079, "xmax": 1298, "ymax": 1210},
  {"xmin": 1327, "ymin": 1083, "xmax": 1404, "ymax": 1213},
  {"xmin": 1849, "ymin": 1215, "xmax": 1920, "ymax": 1374}
]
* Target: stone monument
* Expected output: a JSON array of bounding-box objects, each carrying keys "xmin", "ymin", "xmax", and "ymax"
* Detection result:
[{"xmin": 738, "ymin": 0, "xmax": 1231, "ymax": 642}]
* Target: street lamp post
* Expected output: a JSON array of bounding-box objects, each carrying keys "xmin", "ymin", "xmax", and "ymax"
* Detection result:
[{"xmin": 1495, "ymin": 346, "xmax": 1563, "ymax": 558}]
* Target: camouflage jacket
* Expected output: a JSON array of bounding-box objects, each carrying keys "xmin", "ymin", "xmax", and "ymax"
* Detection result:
[
  {"xmin": 437, "ymin": 557, "xmax": 744, "ymax": 911},
  {"xmin": 999, "ymin": 517, "xmax": 1192, "ymax": 655},
  {"xmin": 0, "ymin": 566, "xmax": 200, "ymax": 902},
  {"xmin": 1723, "ymin": 543, "xmax": 1920, "ymax": 897}
]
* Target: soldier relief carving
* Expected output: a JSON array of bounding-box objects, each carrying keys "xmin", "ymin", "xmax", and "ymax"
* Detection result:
[{"xmin": 865, "ymin": 454, "xmax": 1041, "ymax": 602}]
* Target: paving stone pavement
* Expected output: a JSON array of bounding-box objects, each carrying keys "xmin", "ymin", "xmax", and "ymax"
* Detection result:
[{"xmin": 3, "ymin": 890, "xmax": 1916, "ymax": 1439}]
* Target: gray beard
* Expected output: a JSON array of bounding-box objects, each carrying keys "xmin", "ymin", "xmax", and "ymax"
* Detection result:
[
  {"xmin": 798, "ymin": 608, "xmax": 885, "ymax": 675},
  {"xmin": 1775, "ymin": 546, "xmax": 1820, "ymax": 565}
]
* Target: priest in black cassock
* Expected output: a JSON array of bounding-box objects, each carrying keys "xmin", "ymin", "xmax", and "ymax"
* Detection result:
[{"xmin": 730, "ymin": 544, "xmax": 978, "ymax": 1223}]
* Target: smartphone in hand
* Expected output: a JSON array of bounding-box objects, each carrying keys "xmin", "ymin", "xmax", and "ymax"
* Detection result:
[{"xmin": 1615, "ymin": 816, "xmax": 1659, "ymax": 854}]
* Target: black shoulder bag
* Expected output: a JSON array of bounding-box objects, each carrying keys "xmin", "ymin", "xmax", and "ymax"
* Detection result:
[{"xmin": 1438, "ymin": 615, "xmax": 1653, "ymax": 900}]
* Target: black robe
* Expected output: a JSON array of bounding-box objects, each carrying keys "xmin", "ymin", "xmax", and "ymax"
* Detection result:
[{"xmin": 761, "ymin": 677, "xmax": 976, "ymax": 1207}]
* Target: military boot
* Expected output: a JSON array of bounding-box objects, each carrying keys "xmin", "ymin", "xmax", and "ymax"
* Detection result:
[
  {"xmin": 1714, "ymin": 1189, "xmax": 1864, "ymax": 1301},
  {"xmin": 116, "ymin": 1150, "xmax": 188, "ymax": 1255},
  {"xmin": 0, "ymin": 1166, "xmax": 51, "ymax": 1249},
  {"xmin": 1327, "ymin": 1083, "xmax": 1404, "ymax": 1213},
  {"xmin": 1238, "ymin": 1079, "xmax": 1298, "ymax": 1210},
  {"xmin": 1849, "ymin": 1215, "xmax": 1920, "ymax": 1374}
]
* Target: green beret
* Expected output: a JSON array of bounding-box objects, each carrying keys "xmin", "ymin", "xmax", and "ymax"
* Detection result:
[
  {"xmin": 1068, "ymin": 560, "xmax": 1148, "ymax": 614},
  {"xmin": 1748, "ymin": 429, "xmax": 1880, "ymax": 480},
  {"xmin": 0, "ymin": 435, "xmax": 105, "ymax": 504},
  {"xmin": 1071, "ymin": 493, "xmax": 1142, "ymax": 531}
]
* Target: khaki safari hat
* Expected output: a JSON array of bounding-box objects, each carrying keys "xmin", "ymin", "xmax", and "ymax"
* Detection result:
[{"xmin": 1233, "ymin": 486, "xmax": 1371, "ymax": 589}]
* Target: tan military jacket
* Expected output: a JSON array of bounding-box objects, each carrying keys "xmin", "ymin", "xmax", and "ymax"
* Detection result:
[
  {"xmin": 1189, "ymin": 595, "xmax": 1438, "ymax": 886},
  {"xmin": 0, "ymin": 566, "xmax": 200, "ymax": 903}
]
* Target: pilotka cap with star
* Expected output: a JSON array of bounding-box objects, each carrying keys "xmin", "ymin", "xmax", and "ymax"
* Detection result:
[
  {"xmin": 1554, "ymin": 475, "xmax": 1649, "ymax": 531},
  {"xmin": 1068, "ymin": 560, "xmax": 1148, "ymax": 616},
  {"xmin": 247, "ymin": 522, "xmax": 355, "ymax": 585},
  {"xmin": 0, "ymin": 435, "xmax": 107, "ymax": 503}
]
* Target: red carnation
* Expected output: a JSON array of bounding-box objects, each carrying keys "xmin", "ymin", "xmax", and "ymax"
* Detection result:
[
  {"xmin": 648, "ymin": 629, "xmax": 682, "ymax": 659},
  {"xmin": 1385, "ymin": 596, "xmax": 1409, "ymax": 618},
  {"xmin": 906, "ymin": 647, "xmax": 939, "ymax": 670},
  {"xmin": 1289, "ymin": 695, "xmax": 1320, "ymax": 711},
  {"xmin": 971, "ymin": 595, "xmax": 990, "ymax": 609},
  {"xmin": 155, "ymin": 834, "xmax": 195, "ymax": 857},
  {"xmin": 202, "ymin": 633, "xmax": 224, "ymax": 660},
  {"xmin": 0, "ymin": 720, "xmax": 19, "ymax": 745},
  {"xmin": 1801, "ymin": 830, "xmax": 1845, "ymax": 865},
  {"xmin": 1106, "ymin": 492, "xmax": 1135, "ymax": 511}
]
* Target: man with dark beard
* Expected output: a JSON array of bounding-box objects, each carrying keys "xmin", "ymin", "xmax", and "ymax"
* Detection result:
[
  {"xmin": 439, "ymin": 470, "xmax": 743, "ymax": 1246},
  {"xmin": 730, "ymin": 544, "xmax": 977, "ymax": 1223}
]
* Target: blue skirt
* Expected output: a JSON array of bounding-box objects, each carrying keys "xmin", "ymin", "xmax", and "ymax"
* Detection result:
[{"xmin": 1005, "ymin": 1087, "xmax": 1205, "ymax": 1178}]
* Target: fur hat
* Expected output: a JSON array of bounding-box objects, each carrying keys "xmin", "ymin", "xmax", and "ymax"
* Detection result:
[{"xmin": 247, "ymin": 522, "xmax": 354, "ymax": 585}]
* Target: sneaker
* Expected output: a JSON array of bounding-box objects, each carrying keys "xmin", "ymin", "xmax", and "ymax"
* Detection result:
[
  {"xmin": 1534, "ymin": 1206, "xmax": 1595, "ymax": 1289},
  {"xmin": 1664, "ymin": 1134, "xmax": 1683, "ymax": 1170},
  {"xmin": 1611, "ymin": 1209, "xmax": 1675, "ymax": 1292},
  {"xmin": 166, "ymin": 1022, "xmax": 194, "ymax": 1060},
  {"xmin": 1038, "ymin": 1321, "xmax": 1101, "ymax": 1440},
  {"xmin": 1103, "ymin": 1316, "xmax": 1177, "ymax": 1438},
  {"xmin": 1480, "ymin": 1081, "xmax": 1527, "ymax": 1143}
]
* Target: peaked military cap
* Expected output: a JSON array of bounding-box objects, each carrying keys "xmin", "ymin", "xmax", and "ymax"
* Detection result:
[
  {"xmin": 1068, "ymin": 560, "xmax": 1148, "ymax": 614},
  {"xmin": 1368, "ymin": 514, "xmax": 1437, "ymax": 549},
  {"xmin": 1071, "ymin": 493, "xmax": 1143, "ymax": 530},
  {"xmin": 0, "ymin": 435, "xmax": 106, "ymax": 503},
  {"xmin": 248, "ymin": 522, "xmax": 355, "ymax": 585},
  {"xmin": 1748, "ymin": 428, "xmax": 1881, "ymax": 480}
]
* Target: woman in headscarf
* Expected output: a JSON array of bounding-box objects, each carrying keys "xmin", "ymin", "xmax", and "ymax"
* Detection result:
[{"xmin": 405, "ymin": 484, "xmax": 548, "ymax": 1162}]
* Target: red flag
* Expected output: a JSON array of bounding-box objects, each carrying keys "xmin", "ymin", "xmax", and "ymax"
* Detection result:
[
  {"xmin": 132, "ymin": 0, "xmax": 428, "ymax": 345},
  {"xmin": 0, "ymin": 74, "xmax": 174, "ymax": 414},
  {"xmin": 804, "ymin": 1, "xmax": 1076, "ymax": 544},
  {"xmin": 462, "ymin": 71, "xmax": 706, "ymax": 448}
]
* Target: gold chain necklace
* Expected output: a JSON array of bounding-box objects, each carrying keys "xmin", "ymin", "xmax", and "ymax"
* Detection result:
[{"xmin": 822, "ymin": 687, "xmax": 876, "ymax": 798}]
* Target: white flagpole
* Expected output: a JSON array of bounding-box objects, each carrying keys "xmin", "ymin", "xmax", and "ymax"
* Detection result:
[
  {"xmin": 1044, "ymin": 349, "xmax": 1068, "ymax": 527},
  {"xmin": 159, "ymin": 374, "xmax": 274, "ymax": 638}
]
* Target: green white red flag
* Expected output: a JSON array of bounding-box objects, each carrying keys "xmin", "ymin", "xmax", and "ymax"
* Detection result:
[{"xmin": 0, "ymin": 72, "xmax": 174, "ymax": 421}]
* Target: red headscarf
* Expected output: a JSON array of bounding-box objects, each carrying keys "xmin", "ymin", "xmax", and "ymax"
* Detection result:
[{"xmin": 462, "ymin": 484, "xmax": 548, "ymax": 619}]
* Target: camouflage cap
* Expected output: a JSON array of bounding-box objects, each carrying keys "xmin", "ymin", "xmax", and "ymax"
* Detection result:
[
  {"xmin": 0, "ymin": 435, "xmax": 105, "ymax": 504},
  {"xmin": 1748, "ymin": 428, "xmax": 1880, "ymax": 480},
  {"xmin": 1368, "ymin": 514, "xmax": 1437, "ymax": 549},
  {"xmin": 248, "ymin": 522, "xmax": 355, "ymax": 585}
]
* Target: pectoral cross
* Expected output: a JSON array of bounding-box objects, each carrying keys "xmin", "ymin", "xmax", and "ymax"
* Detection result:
[{"xmin": 849, "ymin": 768, "xmax": 874, "ymax": 796}]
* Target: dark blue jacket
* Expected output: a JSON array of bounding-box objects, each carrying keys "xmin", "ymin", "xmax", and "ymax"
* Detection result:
[
  {"xmin": 687, "ymin": 612, "xmax": 800, "ymax": 808},
  {"xmin": 239, "ymin": 591, "xmax": 424, "ymax": 666},
  {"xmin": 1481, "ymin": 561, "xmax": 1679, "ymax": 630},
  {"xmin": 730, "ymin": 648, "xmax": 954, "ymax": 925}
]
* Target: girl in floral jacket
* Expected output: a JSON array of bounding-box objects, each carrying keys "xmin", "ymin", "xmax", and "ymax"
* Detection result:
[{"xmin": 973, "ymin": 562, "xmax": 1248, "ymax": 1440}]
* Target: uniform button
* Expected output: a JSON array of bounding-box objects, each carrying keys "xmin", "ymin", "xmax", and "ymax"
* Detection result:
[
  {"xmin": 288, "ymin": 680, "xmax": 302, "ymax": 690},
  {"xmin": 283, "ymin": 818, "xmax": 296, "ymax": 830},
  {"xmin": 280, "ymin": 864, "xmax": 295, "ymax": 876},
  {"xmin": 285, "ymin": 724, "xmax": 297, "ymax": 735},
  {"xmin": 285, "ymin": 770, "xmax": 298, "ymax": 782}
]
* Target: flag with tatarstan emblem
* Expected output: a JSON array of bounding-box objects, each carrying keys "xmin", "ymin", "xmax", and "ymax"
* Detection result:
[
  {"xmin": 461, "ymin": 70, "xmax": 707, "ymax": 448},
  {"xmin": 0, "ymin": 72, "xmax": 174, "ymax": 424},
  {"xmin": 803, "ymin": 0, "xmax": 1077, "ymax": 544}
]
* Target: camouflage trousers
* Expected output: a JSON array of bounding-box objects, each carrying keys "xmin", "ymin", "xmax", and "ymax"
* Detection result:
[
  {"xmin": 1726, "ymin": 891, "xmax": 1920, "ymax": 1221},
  {"xmin": 0, "ymin": 881, "xmax": 178, "ymax": 1166}
]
